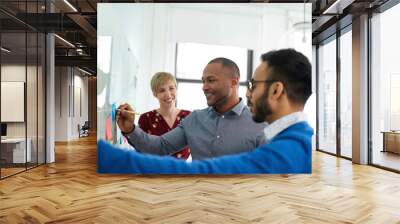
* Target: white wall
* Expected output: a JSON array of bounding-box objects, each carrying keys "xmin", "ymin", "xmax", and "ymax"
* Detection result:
[
  {"xmin": 139, "ymin": 4, "xmax": 264, "ymax": 111},
  {"xmin": 136, "ymin": 3, "xmax": 311, "ymax": 113},
  {"xmin": 55, "ymin": 67, "xmax": 89, "ymax": 141},
  {"xmin": 55, "ymin": 67, "xmax": 68, "ymax": 141}
]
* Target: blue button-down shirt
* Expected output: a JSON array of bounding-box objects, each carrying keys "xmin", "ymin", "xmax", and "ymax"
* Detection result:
[{"xmin": 125, "ymin": 99, "xmax": 266, "ymax": 160}]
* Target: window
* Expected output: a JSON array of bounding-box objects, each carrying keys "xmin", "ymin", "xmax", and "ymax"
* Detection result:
[
  {"xmin": 339, "ymin": 29, "xmax": 352, "ymax": 158},
  {"xmin": 371, "ymin": 3, "xmax": 400, "ymax": 171},
  {"xmin": 175, "ymin": 42, "xmax": 251, "ymax": 111},
  {"xmin": 317, "ymin": 37, "xmax": 337, "ymax": 154},
  {"xmin": 390, "ymin": 75, "xmax": 400, "ymax": 130}
]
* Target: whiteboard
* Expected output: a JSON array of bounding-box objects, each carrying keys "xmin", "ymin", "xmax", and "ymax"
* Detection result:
[{"xmin": 1, "ymin": 82, "xmax": 25, "ymax": 122}]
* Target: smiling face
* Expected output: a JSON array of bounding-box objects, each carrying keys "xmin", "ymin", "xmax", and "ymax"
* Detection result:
[
  {"xmin": 202, "ymin": 62, "xmax": 236, "ymax": 108},
  {"xmin": 154, "ymin": 80, "xmax": 177, "ymax": 108}
]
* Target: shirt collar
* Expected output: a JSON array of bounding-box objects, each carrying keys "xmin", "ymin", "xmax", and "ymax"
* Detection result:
[
  {"xmin": 263, "ymin": 111, "xmax": 307, "ymax": 142},
  {"xmin": 208, "ymin": 98, "xmax": 246, "ymax": 116}
]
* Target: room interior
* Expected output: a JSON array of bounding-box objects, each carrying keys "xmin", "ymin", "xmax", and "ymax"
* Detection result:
[{"xmin": 0, "ymin": 0, "xmax": 400, "ymax": 222}]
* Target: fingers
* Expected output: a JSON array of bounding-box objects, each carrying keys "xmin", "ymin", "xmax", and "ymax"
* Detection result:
[
  {"xmin": 118, "ymin": 103, "xmax": 129, "ymax": 112},
  {"xmin": 124, "ymin": 103, "xmax": 132, "ymax": 110},
  {"xmin": 117, "ymin": 104, "xmax": 128, "ymax": 114},
  {"xmin": 117, "ymin": 103, "xmax": 135, "ymax": 121},
  {"xmin": 118, "ymin": 103, "xmax": 133, "ymax": 113},
  {"xmin": 116, "ymin": 103, "xmax": 135, "ymax": 133},
  {"xmin": 116, "ymin": 111, "xmax": 120, "ymax": 121},
  {"xmin": 123, "ymin": 104, "xmax": 134, "ymax": 114},
  {"xmin": 117, "ymin": 103, "xmax": 128, "ymax": 122}
]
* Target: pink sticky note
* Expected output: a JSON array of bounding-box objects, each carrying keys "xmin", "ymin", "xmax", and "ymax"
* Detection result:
[{"xmin": 105, "ymin": 116, "xmax": 113, "ymax": 141}]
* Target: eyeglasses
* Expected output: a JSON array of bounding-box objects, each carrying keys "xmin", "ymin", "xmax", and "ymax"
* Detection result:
[{"xmin": 247, "ymin": 79, "xmax": 278, "ymax": 92}]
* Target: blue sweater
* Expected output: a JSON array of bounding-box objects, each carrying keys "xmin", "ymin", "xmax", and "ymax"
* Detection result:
[{"xmin": 97, "ymin": 122, "xmax": 313, "ymax": 174}]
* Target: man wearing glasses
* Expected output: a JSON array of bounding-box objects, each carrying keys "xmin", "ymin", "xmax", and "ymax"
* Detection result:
[
  {"xmin": 100, "ymin": 48, "xmax": 313, "ymax": 174},
  {"xmin": 117, "ymin": 57, "xmax": 266, "ymax": 160}
]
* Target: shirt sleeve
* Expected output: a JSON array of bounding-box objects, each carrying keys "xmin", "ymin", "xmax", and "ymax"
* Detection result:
[
  {"xmin": 98, "ymin": 137, "xmax": 310, "ymax": 174},
  {"xmin": 126, "ymin": 145, "xmax": 276, "ymax": 174},
  {"xmin": 124, "ymin": 120, "xmax": 189, "ymax": 156}
]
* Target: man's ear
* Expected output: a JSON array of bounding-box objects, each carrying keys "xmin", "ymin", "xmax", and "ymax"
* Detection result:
[
  {"xmin": 232, "ymin": 76, "xmax": 240, "ymax": 87},
  {"xmin": 270, "ymin": 82, "xmax": 285, "ymax": 100}
]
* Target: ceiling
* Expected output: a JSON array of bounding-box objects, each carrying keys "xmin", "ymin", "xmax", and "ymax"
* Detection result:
[{"xmin": 0, "ymin": 0, "xmax": 392, "ymax": 75}]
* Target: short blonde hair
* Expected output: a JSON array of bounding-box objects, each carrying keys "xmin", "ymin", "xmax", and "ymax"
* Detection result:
[{"xmin": 150, "ymin": 72, "xmax": 177, "ymax": 94}]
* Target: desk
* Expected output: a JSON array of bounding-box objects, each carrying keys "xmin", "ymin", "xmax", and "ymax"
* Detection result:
[
  {"xmin": 1, "ymin": 138, "xmax": 31, "ymax": 163},
  {"xmin": 382, "ymin": 131, "xmax": 400, "ymax": 154}
]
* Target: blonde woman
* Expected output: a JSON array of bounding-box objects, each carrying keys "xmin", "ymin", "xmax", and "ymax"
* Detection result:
[{"xmin": 138, "ymin": 72, "xmax": 191, "ymax": 159}]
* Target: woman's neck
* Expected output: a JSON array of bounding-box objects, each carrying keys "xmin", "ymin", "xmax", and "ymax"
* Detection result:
[{"xmin": 158, "ymin": 104, "xmax": 178, "ymax": 117}]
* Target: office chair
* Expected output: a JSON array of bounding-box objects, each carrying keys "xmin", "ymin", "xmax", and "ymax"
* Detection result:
[{"xmin": 79, "ymin": 121, "xmax": 90, "ymax": 138}]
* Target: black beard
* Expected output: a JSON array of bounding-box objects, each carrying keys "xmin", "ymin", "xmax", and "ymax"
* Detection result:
[{"xmin": 252, "ymin": 89, "xmax": 272, "ymax": 123}]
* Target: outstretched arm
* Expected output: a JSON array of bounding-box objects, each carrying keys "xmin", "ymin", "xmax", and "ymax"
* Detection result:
[{"xmin": 97, "ymin": 139, "xmax": 310, "ymax": 174}]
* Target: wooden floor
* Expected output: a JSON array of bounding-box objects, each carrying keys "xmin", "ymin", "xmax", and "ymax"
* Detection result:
[
  {"xmin": 372, "ymin": 151, "xmax": 400, "ymax": 171},
  {"xmin": 1, "ymin": 163, "xmax": 45, "ymax": 178},
  {"xmin": 1, "ymin": 135, "xmax": 400, "ymax": 223},
  {"xmin": 1, "ymin": 167, "xmax": 26, "ymax": 178}
]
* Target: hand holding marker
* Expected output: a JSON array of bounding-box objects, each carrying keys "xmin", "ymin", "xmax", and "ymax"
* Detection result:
[
  {"xmin": 111, "ymin": 103, "xmax": 140, "ymax": 121},
  {"xmin": 114, "ymin": 103, "xmax": 140, "ymax": 134}
]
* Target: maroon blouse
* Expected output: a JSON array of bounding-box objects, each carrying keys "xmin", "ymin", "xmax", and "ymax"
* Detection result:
[{"xmin": 138, "ymin": 109, "xmax": 191, "ymax": 159}]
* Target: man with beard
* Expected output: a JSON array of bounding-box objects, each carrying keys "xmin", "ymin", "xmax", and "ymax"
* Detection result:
[
  {"xmin": 99, "ymin": 48, "xmax": 313, "ymax": 174},
  {"xmin": 117, "ymin": 58, "xmax": 266, "ymax": 160}
]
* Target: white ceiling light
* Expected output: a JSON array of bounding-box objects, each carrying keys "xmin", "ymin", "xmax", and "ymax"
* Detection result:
[
  {"xmin": 323, "ymin": 0, "xmax": 354, "ymax": 15},
  {"xmin": 54, "ymin": 34, "xmax": 75, "ymax": 48},
  {"xmin": 1, "ymin": 47, "xmax": 11, "ymax": 53},
  {"xmin": 63, "ymin": 0, "xmax": 78, "ymax": 12}
]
